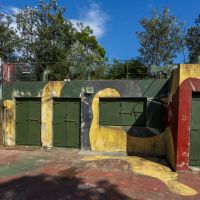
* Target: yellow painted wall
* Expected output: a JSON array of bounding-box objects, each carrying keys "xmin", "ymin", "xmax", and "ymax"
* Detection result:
[
  {"xmin": 89, "ymin": 64, "xmax": 200, "ymax": 160},
  {"xmin": 170, "ymin": 64, "xmax": 200, "ymax": 98},
  {"xmin": 169, "ymin": 67, "xmax": 180, "ymax": 101},
  {"xmin": 41, "ymin": 82, "xmax": 65, "ymax": 147},
  {"xmin": 4, "ymin": 65, "xmax": 198, "ymax": 159},
  {"xmin": 3, "ymin": 85, "xmax": 169, "ymax": 155},
  {"xmin": 89, "ymin": 88, "xmax": 166, "ymax": 155},
  {"xmin": 89, "ymin": 88, "xmax": 127, "ymax": 152},
  {"xmin": 3, "ymin": 82, "xmax": 65, "ymax": 147},
  {"xmin": 3, "ymin": 100, "xmax": 15, "ymax": 146},
  {"xmin": 180, "ymin": 64, "xmax": 200, "ymax": 84}
]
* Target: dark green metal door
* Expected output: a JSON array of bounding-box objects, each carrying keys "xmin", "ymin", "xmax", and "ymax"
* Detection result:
[
  {"xmin": 190, "ymin": 93, "xmax": 200, "ymax": 166},
  {"xmin": 16, "ymin": 98, "xmax": 41, "ymax": 146},
  {"xmin": 99, "ymin": 99, "xmax": 122, "ymax": 125},
  {"xmin": 121, "ymin": 99, "xmax": 146, "ymax": 126},
  {"xmin": 53, "ymin": 98, "xmax": 80, "ymax": 148},
  {"xmin": 99, "ymin": 98, "xmax": 146, "ymax": 126}
]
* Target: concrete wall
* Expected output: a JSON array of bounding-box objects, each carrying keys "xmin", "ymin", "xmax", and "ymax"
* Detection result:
[
  {"xmin": 3, "ymin": 64, "xmax": 200, "ymax": 171},
  {"xmin": 3, "ymin": 80, "xmax": 169, "ymax": 157},
  {"xmin": 168, "ymin": 64, "xmax": 200, "ymax": 170}
]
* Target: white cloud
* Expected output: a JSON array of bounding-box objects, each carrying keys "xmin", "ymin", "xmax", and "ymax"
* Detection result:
[
  {"xmin": 0, "ymin": 6, "xmax": 20, "ymax": 15},
  {"xmin": 9, "ymin": 7, "xmax": 21, "ymax": 15},
  {"xmin": 1, "ymin": 3, "xmax": 108, "ymax": 39},
  {"xmin": 0, "ymin": 6, "xmax": 21, "ymax": 35},
  {"xmin": 71, "ymin": 2, "xmax": 108, "ymax": 39}
]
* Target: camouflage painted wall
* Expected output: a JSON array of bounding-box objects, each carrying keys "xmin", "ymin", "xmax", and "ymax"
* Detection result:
[
  {"xmin": 2, "ymin": 79, "xmax": 169, "ymax": 157},
  {"xmin": 3, "ymin": 64, "xmax": 200, "ymax": 171}
]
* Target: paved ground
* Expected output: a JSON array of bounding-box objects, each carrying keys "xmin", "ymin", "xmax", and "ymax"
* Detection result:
[{"xmin": 0, "ymin": 147, "xmax": 200, "ymax": 200}]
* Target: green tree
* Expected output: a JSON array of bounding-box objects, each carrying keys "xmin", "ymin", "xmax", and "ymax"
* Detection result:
[
  {"xmin": 16, "ymin": 0, "xmax": 75, "ymax": 80},
  {"xmin": 106, "ymin": 59, "xmax": 147, "ymax": 79},
  {"xmin": 15, "ymin": 7, "xmax": 38, "ymax": 61},
  {"xmin": 186, "ymin": 14, "xmax": 200, "ymax": 63},
  {"xmin": 137, "ymin": 8, "xmax": 185, "ymax": 67},
  {"xmin": 15, "ymin": 0, "xmax": 106, "ymax": 80},
  {"xmin": 106, "ymin": 60, "xmax": 126, "ymax": 79},
  {"xmin": 0, "ymin": 0, "xmax": 106, "ymax": 80},
  {"xmin": 68, "ymin": 24, "xmax": 107, "ymax": 80},
  {"xmin": 0, "ymin": 12, "xmax": 17, "ymax": 61}
]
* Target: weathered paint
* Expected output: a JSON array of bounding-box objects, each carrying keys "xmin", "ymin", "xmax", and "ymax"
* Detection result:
[
  {"xmin": 3, "ymin": 82, "xmax": 65, "ymax": 147},
  {"xmin": 3, "ymin": 82, "xmax": 45, "ymax": 100},
  {"xmin": 167, "ymin": 64, "xmax": 200, "ymax": 170},
  {"xmin": 166, "ymin": 69, "xmax": 180, "ymax": 170},
  {"xmin": 82, "ymin": 155, "xmax": 197, "ymax": 196},
  {"xmin": 2, "ymin": 64, "xmax": 200, "ymax": 171},
  {"xmin": 180, "ymin": 64, "xmax": 200, "ymax": 84},
  {"xmin": 41, "ymin": 82, "xmax": 65, "ymax": 147},
  {"xmin": 177, "ymin": 65, "xmax": 200, "ymax": 170},
  {"xmin": 177, "ymin": 78, "xmax": 200, "ymax": 170},
  {"xmin": 2, "ymin": 80, "xmax": 170, "ymax": 159},
  {"xmin": 89, "ymin": 88, "xmax": 167, "ymax": 156},
  {"xmin": 89, "ymin": 88, "xmax": 127, "ymax": 152},
  {"xmin": 3, "ymin": 100, "xmax": 15, "ymax": 146}
]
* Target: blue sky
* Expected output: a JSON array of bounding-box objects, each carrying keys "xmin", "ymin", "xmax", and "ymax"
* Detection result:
[{"xmin": 0, "ymin": 0, "xmax": 200, "ymax": 63}]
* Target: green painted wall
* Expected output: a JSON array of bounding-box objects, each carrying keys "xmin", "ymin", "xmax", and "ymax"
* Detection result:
[
  {"xmin": 3, "ymin": 80, "xmax": 168, "ymax": 100},
  {"xmin": 3, "ymin": 79, "xmax": 169, "ymax": 150}
]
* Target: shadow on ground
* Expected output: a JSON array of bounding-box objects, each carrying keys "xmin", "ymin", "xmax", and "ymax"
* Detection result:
[{"xmin": 0, "ymin": 167, "xmax": 131, "ymax": 200}]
